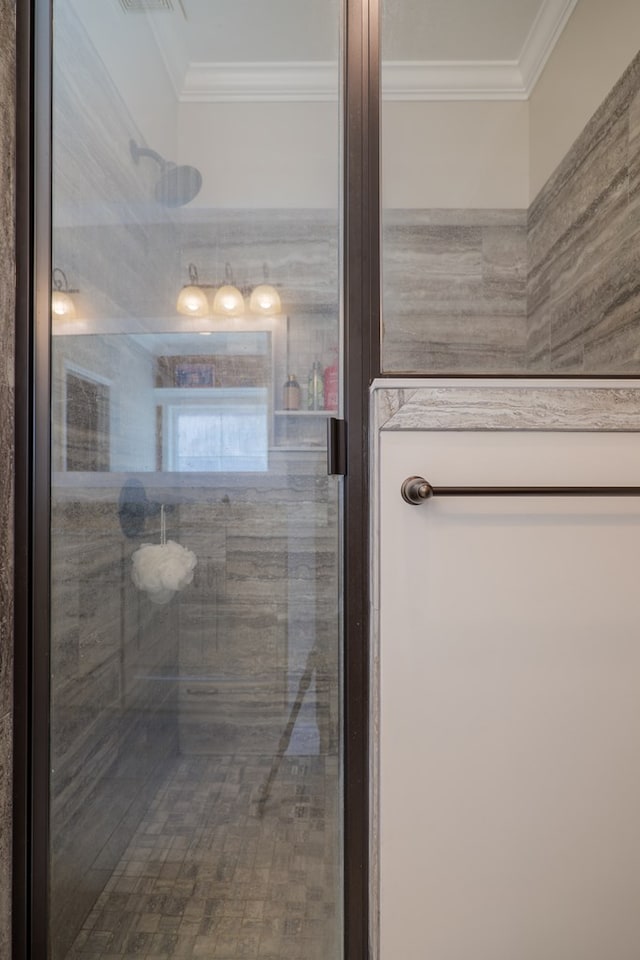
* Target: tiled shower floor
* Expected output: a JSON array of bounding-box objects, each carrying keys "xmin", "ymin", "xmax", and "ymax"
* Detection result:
[{"xmin": 65, "ymin": 754, "xmax": 339, "ymax": 960}]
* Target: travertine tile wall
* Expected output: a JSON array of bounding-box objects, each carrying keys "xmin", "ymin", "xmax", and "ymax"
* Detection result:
[
  {"xmin": 49, "ymin": 492, "xmax": 181, "ymax": 959},
  {"xmin": 53, "ymin": 0, "xmax": 180, "ymax": 329},
  {"xmin": 174, "ymin": 211, "xmax": 341, "ymax": 758},
  {"xmin": 173, "ymin": 465, "xmax": 340, "ymax": 759},
  {"xmin": 528, "ymin": 50, "xmax": 640, "ymax": 372},
  {"xmin": 48, "ymin": 6, "xmax": 184, "ymax": 956},
  {"xmin": 382, "ymin": 209, "xmax": 529, "ymax": 373},
  {"xmin": 0, "ymin": 1, "xmax": 15, "ymax": 956}
]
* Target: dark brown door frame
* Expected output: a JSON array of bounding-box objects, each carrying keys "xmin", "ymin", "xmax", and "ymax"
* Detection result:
[
  {"xmin": 13, "ymin": 1, "xmax": 380, "ymax": 957},
  {"xmin": 343, "ymin": 0, "xmax": 380, "ymax": 956},
  {"xmin": 14, "ymin": 0, "xmax": 54, "ymax": 958}
]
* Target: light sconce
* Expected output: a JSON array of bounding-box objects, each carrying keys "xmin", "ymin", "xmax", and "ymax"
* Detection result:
[
  {"xmin": 176, "ymin": 262, "xmax": 283, "ymax": 322},
  {"xmin": 51, "ymin": 268, "xmax": 78, "ymax": 320},
  {"xmin": 176, "ymin": 263, "xmax": 209, "ymax": 318},
  {"xmin": 249, "ymin": 263, "xmax": 282, "ymax": 316},
  {"xmin": 212, "ymin": 263, "xmax": 245, "ymax": 317}
]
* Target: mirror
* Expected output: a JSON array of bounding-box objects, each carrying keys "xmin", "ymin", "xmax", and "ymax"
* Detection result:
[{"xmin": 53, "ymin": 332, "xmax": 275, "ymax": 473}]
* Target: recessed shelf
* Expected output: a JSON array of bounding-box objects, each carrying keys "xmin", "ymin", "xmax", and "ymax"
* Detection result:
[
  {"xmin": 269, "ymin": 445, "xmax": 326, "ymax": 452},
  {"xmin": 274, "ymin": 409, "xmax": 337, "ymax": 416}
]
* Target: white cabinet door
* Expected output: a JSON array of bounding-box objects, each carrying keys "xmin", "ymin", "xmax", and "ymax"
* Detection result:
[{"xmin": 379, "ymin": 428, "xmax": 640, "ymax": 960}]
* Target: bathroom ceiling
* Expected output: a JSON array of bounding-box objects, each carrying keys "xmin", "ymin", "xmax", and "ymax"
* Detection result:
[
  {"xmin": 176, "ymin": 0, "xmax": 546, "ymax": 63},
  {"xmin": 140, "ymin": 0, "xmax": 578, "ymax": 100}
]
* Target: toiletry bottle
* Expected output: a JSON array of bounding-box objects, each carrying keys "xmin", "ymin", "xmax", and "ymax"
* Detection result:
[
  {"xmin": 323, "ymin": 350, "xmax": 339, "ymax": 411},
  {"xmin": 283, "ymin": 373, "xmax": 301, "ymax": 410},
  {"xmin": 307, "ymin": 365, "xmax": 315, "ymax": 409},
  {"xmin": 307, "ymin": 361, "xmax": 324, "ymax": 410}
]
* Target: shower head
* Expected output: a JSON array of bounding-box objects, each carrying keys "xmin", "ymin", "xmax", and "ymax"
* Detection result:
[
  {"xmin": 156, "ymin": 162, "xmax": 203, "ymax": 207},
  {"xmin": 129, "ymin": 139, "xmax": 203, "ymax": 207}
]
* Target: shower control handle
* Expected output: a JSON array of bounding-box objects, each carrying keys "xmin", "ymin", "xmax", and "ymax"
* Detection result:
[{"xmin": 401, "ymin": 476, "xmax": 434, "ymax": 504}]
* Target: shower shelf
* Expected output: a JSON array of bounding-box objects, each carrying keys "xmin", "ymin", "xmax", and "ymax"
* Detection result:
[
  {"xmin": 274, "ymin": 409, "xmax": 337, "ymax": 416},
  {"xmin": 272, "ymin": 409, "xmax": 334, "ymax": 451}
]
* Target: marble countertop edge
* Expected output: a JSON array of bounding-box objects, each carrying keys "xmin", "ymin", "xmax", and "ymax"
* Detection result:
[{"xmin": 371, "ymin": 379, "xmax": 640, "ymax": 432}]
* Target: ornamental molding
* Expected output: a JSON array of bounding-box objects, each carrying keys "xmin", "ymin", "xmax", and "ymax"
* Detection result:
[{"xmin": 175, "ymin": 0, "xmax": 578, "ymax": 103}]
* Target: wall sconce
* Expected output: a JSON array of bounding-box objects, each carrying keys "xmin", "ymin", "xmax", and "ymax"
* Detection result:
[
  {"xmin": 176, "ymin": 262, "xmax": 283, "ymax": 321},
  {"xmin": 212, "ymin": 263, "xmax": 245, "ymax": 317},
  {"xmin": 176, "ymin": 263, "xmax": 209, "ymax": 317},
  {"xmin": 51, "ymin": 268, "xmax": 78, "ymax": 320},
  {"xmin": 249, "ymin": 263, "xmax": 282, "ymax": 316}
]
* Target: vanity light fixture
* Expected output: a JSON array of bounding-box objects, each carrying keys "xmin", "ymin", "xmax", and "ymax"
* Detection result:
[
  {"xmin": 211, "ymin": 263, "xmax": 245, "ymax": 317},
  {"xmin": 177, "ymin": 262, "xmax": 283, "ymax": 321},
  {"xmin": 249, "ymin": 262, "xmax": 282, "ymax": 316},
  {"xmin": 176, "ymin": 263, "xmax": 209, "ymax": 318},
  {"xmin": 51, "ymin": 268, "xmax": 78, "ymax": 320}
]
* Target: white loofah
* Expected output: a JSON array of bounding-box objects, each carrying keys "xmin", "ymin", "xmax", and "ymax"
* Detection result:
[{"xmin": 131, "ymin": 540, "xmax": 197, "ymax": 605}]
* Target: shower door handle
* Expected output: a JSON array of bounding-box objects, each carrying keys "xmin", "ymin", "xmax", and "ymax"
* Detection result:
[{"xmin": 401, "ymin": 475, "xmax": 640, "ymax": 504}]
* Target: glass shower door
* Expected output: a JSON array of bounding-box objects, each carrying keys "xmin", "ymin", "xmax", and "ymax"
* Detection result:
[{"xmin": 49, "ymin": 3, "xmax": 343, "ymax": 958}]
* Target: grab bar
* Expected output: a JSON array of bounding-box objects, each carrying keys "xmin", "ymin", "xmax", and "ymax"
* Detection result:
[{"xmin": 401, "ymin": 476, "xmax": 640, "ymax": 505}]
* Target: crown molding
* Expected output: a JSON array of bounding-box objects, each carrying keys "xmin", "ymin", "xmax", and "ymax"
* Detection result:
[
  {"xmin": 180, "ymin": 59, "xmax": 530, "ymax": 103},
  {"xmin": 180, "ymin": 61, "xmax": 338, "ymax": 102},
  {"xmin": 180, "ymin": 60, "xmax": 532, "ymax": 103},
  {"xmin": 382, "ymin": 61, "xmax": 526, "ymax": 101},
  {"xmin": 176, "ymin": 0, "xmax": 577, "ymax": 103},
  {"xmin": 519, "ymin": 0, "xmax": 579, "ymax": 93}
]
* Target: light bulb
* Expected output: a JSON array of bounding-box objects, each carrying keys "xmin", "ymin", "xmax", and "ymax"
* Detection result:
[
  {"xmin": 249, "ymin": 284, "xmax": 281, "ymax": 315},
  {"xmin": 176, "ymin": 284, "xmax": 209, "ymax": 317},
  {"xmin": 51, "ymin": 290, "xmax": 76, "ymax": 320},
  {"xmin": 212, "ymin": 284, "xmax": 244, "ymax": 317}
]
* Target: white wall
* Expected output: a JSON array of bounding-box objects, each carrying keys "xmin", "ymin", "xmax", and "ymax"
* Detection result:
[
  {"xmin": 530, "ymin": 0, "xmax": 640, "ymax": 201},
  {"xmin": 67, "ymin": 0, "xmax": 179, "ymax": 160},
  {"xmin": 176, "ymin": 99, "xmax": 529, "ymax": 211},
  {"xmin": 178, "ymin": 102, "xmax": 340, "ymax": 209},
  {"xmin": 383, "ymin": 101, "xmax": 529, "ymax": 209}
]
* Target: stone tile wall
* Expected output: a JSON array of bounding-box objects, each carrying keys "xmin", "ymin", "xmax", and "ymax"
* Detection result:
[
  {"xmin": 48, "ymin": 5, "xmax": 184, "ymax": 954},
  {"xmin": 50, "ymin": 492, "xmax": 180, "ymax": 959},
  {"xmin": 381, "ymin": 209, "xmax": 529, "ymax": 373},
  {"xmin": 49, "ymin": 457, "xmax": 341, "ymax": 957},
  {"xmin": 0, "ymin": 1, "xmax": 15, "ymax": 956},
  {"xmin": 528, "ymin": 51, "xmax": 640, "ymax": 372},
  {"xmin": 53, "ymin": 0, "xmax": 180, "ymax": 329},
  {"xmin": 173, "ymin": 459, "xmax": 340, "ymax": 759}
]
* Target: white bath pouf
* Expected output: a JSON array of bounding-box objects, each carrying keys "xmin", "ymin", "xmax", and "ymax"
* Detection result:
[{"xmin": 131, "ymin": 540, "xmax": 197, "ymax": 605}]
